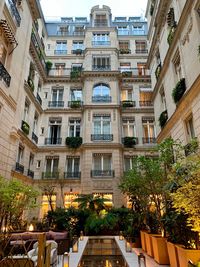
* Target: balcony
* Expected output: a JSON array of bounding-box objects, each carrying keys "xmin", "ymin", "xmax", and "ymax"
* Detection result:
[
  {"xmin": 92, "ymin": 65, "xmax": 111, "ymax": 71},
  {"xmin": 119, "ymin": 49, "xmax": 131, "ymax": 54},
  {"xmin": 31, "ymin": 31, "xmax": 46, "ymax": 70},
  {"xmin": 139, "ymin": 101, "xmax": 153, "ymax": 107},
  {"xmin": 72, "ymin": 49, "xmax": 84, "ymax": 55},
  {"xmin": 68, "ymin": 101, "xmax": 83, "ymax": 108},
  {"xmin": 94, "ymin": 19, "xmax": 108, "ymax": 27},
  {"xmin": 15, "ymin": 162, "xmax": 24, "ymax": 174},
  {"xmin": 135, "ymin": 49, "xmax": 148, "ymax": 54},
  {"xmin": 120, "ymin": 68, "xmax": 150, "ymax": 77},
  {"xmin": 21, "ymin": 120, "xmax": 30, "ymax": 135},
  {"xmin": 27, "ymin": 169, "xmax": 34, "ymax": 178},
  {"xmin": 5, "ymin": 0, "xmax": 21, "ymax": 27},
  {"xmin": 44, "ymin": 138, "xmax": 62, "ymax": 145},
  {"xmin": 32, "ymin": 132, "xmax": 38, "ymax": 144},
  {"xmin": 65, "ymin": 136, "xmax": 82, "ymax": 149},
  {"xmin": 91, "ymin": 170, "xmax": 114, "ymax": 178},
  {"xmin": 57, "ymin": 31, "xmax": 85, "ymax": 36},
  {"xmin": 92, "ymin": 95, "xmax": 112, "ymax": 103},
  {"xmin": 91, "ymin": 134, "xmax": 113, "ymax": 141},
  {"xmin": 42, "ymin": 172, "xmax": 59, "ymax": 179},
  {"xmin": 92, "ymin": 41, "xmax": 111, "ymax": 46},
  {"xmin": 0, "ymin": 62, "xmax": 11, "ymax": 87},
  {"xmin": 64, "ymin": 172, "xmax": 81, "ymax": 179},
  {"xmin": 142, "ymin": 137, "xmax": 156, "ymax": 144},
  {"xmin": 48, "ymin": 101, "xmax": 64, "ymax": 108},
  {"xmin": 47, "ymin": 68, "xmax": 71, "ymax": 77},
  {"xmin": 36, "ymin": 93, "xmax": 42, "ymax": 105},
  {"xmin": 121, "ymin": 100, "xmax": 136, "ymax": 108},
  {"xmin": 122, "ymin": 137, "xmax": 138, "ymax": 147},
  {"xmin": 54, "ymin": 50, "xmax": 67, "ymax": 55}
]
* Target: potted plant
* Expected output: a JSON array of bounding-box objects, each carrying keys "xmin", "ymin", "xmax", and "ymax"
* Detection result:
[
  {"xmin": 70, "ymin": 70, "xmax": 81, "ymax": 80},
  {"xmin": 122, "ymin": 100, "xmax": 135, "ymax": 108},
  {"xmin": 155, "ymin": 63, "xmax": 161, "ymax": 80},
  {"xmin": 167, "ymin": 23, "xmax": 177, "ymax": 46},
  {"xmin": 27, "ymin": 76, "xmax": 34, "ymax": 92},
  {"xmin": 70, "ymin": 100, "xmax": 82, "ymax": 108},
  {"xmin": 158, "ymin": 110, "xmax": 168, "ymax": 128},
  {"xmin": 46, "ymin": 60, "xmax": 53, "ymax": 75},
  {"xmin": 123, "ymin": 137, "xmax": 137, "ymax": 148},
  {"xmin": 172, "ymin": 78, "xmax": 186, "ymax": 104},
  {"xmin": 21, "ymin": 120, "xmax": 30, "ymax": 135},
  {"xmin": 65, "ymin": 137, "xmax": 82, "ymax": 149},
  {"xmin": 122, "ymin": 71, "xmax": 132, "ymax": 78}
]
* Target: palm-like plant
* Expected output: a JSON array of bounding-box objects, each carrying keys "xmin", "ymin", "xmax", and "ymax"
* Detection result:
[{"xmin": 74, "ymin": 194, "xmax": 108, "ymax": 214}]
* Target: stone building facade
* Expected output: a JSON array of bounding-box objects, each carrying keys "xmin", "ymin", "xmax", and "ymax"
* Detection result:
[{"xmin": 0, "ymin": 2, "xmax": 155, "ymax": 217}]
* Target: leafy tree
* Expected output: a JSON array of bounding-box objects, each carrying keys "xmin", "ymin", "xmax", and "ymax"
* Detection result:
[
  {"xmin": 0, "ymin": 176, "xmax": 38, "ymax": 231},
  {"xmin": 40, "ymin": 184, "xmax": 56, "ymax": 212}
]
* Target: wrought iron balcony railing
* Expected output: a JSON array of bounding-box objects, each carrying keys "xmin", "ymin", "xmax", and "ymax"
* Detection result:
[
  {"xmin": 57, "ymin": 31, "xmax": 85, "ymax": 36},
  {"xmin": 6, "ymin": 0, "xmax": 21, "ymax": 27},
  {"xmin": 36, "ymin": 93, "xmax": 42, "ymax": 105},
  {"xmin": 44, "ymin": 138, "xmax": 62, "ymax": 145},
  {"xmin": 142, "ymin": 137, "xmax": 156, "ymax": 144},
  {"xmin": 42, "ymin": 172, "xmax": 59, "ymax": 179},
  {"xmin": 64, "ymin": 172, "xmax": 81, "ymax": 179},
  {"xmin": 135, "ymin": 49, "xmax": 148, "ymax": 54},
  {"xmin": 92, "ymin": 65, "xmax": 111, "ymax": 71},
  {"xmin": 32, "ymin": 132, "xmax": 38, "ymax": 144},
  {"xmin": 48, "ymin": 101, "xmax": 64, "ymax": 108},
  {"xmin": 15, "ymin": 162, "xmax": 24, "ymax": 174},
  {"xmin": 121, "ymin": 100, "xmax": 136, "ymax": 108},
  {"xmin": 91, "ymin": 170, "xmax": 114, "ymax": 177},
  {"xmin": 139, "ymin": 101, "xmax": 153, "ymax": 107},
  {"xmin": 119, "ymin": 68, "xmax": 150, "ymax": 77},
  {"xmin": 91, "ymin": 134, "xmax": 113, "ymax": 141},
  {"xmin": 27, "ymin": 169, "xmax": 34, "ymax": 178},
  {"xmin": 71, "ymin": 49, "xmax": 84, "ymax": 55},
  {"xmin": 68, "ymin": 101, "xmax": 83, "ymax": 108},
  {"xmin": 92, "ymin": 41, "xmax": 111, "ymax": 46},
  {"xmin": 92, "ymin": 95, "xmax": 112, "ymax": 102},
  {"xmin": 0, "ymin": 62, "xmax": 11, "ymax": 87},
  {"xmin": 54, "ymin": 50, "xmax": 67, "ymax": 55}
]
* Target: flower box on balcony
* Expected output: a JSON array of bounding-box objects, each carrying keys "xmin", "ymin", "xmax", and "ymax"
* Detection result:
[
  {"xmin": 172, "ymin": 78, "xmax": 186, "ymax": 104},
  {"xmin": 119, "ymin": 49, "xmax": 130, "ymax": 54},
  {"xmin": 66, "ymin": 137, "xmax": 82, "ymax": 149},
  {"xmin": 70, "ymin": 70, "xmax": 81, "ymax": 80},
  {"xmin": 27, "ymin": 76, "xmax": 34, "ymax": 91},
  {"xmin": 122, "ymin": 71, "xmax": 132, "ymax": 77},
  {"xmin": 122, "ymin": 100, "xmax": 135, "ymax": 108},
  {"xmin": 74, "ymin": 49, "xmax": 83, "ymax": 55},
  {"xmin": 70, "ymin": 100, "xmax": 82, "ymax": 108},
  {"xmin": 159, "ymin": 110, "xmax": 168, "ymax": 128},
  {"xmin": 123, "ymin": 137, "xmax": 137, "ymax": 148},
  {"xmin": 21, "ymin": 120, "xmax": 30, "ymax": 135},
  {"xmin": 155, "ymin": 64, "xmax": 161, "ymax": 80},
  {"xmin": 167, "ymin": 24, "xmax": 177, "ymax": 45}
]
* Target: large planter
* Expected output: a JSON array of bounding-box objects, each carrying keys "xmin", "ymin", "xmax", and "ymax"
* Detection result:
[
  {"xmin": 176, "ymin": 245, "xmax": 200, "ymax": 267},
  {"xmin": 140, "ymin": 231, "xmax": 147, "ymax": 252},
  {"xmin": 167, "ymin": 241, "xmax": 180, "ymax": 267},
  {"xmin": 144, "ymin": 232, "xmax": 154, "ymax": 257},
  {"xmin": 151, "ymin": 236, "xmax": 170, "ymax": 265}
]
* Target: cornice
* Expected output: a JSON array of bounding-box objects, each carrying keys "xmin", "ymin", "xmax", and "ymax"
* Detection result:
[{"xmin": 0, "ymin": 87, "xmax": 17, "ymax": 111}]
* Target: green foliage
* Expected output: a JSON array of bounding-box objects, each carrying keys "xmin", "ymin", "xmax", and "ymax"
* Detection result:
[
  {"xmin": 122, "ymin": 71, "xmax": 132, "ymax": 78},
  {"xmin": 122, "ymin": 100, "xmax": 135, "ymax": 107},
  {"xmin": 158, "ymin": 110, "xmax": 168, "ymax": 128},
  {"xmin": 123, "ymin": 137, "xmax": 137, "ymax": 147},
  {"xmin": 21, "ymin": 120, "xmax": 30, "ymax": 135},
  {"xmin": 119, "ymin": 49, "xmax": 130, "ymax": 54},
  {"xmin": 45, "ymin": 60, "xmax": 53, "ymax": 74},
  {"xmin": 167, "ymin": 25, "xmax": 176, "ymax": 45},
  {"xmin": 27, "ymin": 76, "xmax": 34, "ymax": 91},
  {"xmin": 155, "ymin": 63, "xmax": 161, "ymax": 80},
  {"xmin": 172, "ymin": 78, "xmax": 186, "ymax": 104},
  {"xmin": 70, "ymin": 100, "xmax": 82, "ymax": 108},
  {"xmin": 0, "ymin": 176, "xmax": 38, "ymax": 232},
  {"xmin": 150, "ymin": 4, "xmax": 154, "ymax": 16},
  {"xmin": 65, "ymin": 136, "xmax": 82, "ymax": 148},
  {"xmin": 70, "ymin": 70, "xmax": 81, "ymax": 80}
]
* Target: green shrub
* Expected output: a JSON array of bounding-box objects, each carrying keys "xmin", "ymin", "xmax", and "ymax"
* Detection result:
[
  {"xmin": 27, "ymin": 76, "xmax": 34, "ymax": 91},
  {"xmin": 159, "ymin": 110, "xmax": 168, "ymax": 128},
  {"xmin": 167, "ymin": 25, "xmax": 176, "ymax": 45},
  {"xmin": 21, "ymin": 120, "xmax": 30, "ymax": 135},
  {"xmin": 172, "ymin": 78, "xmax": 186, "ymax": 104},
  {"xmin": 123, "ymin": 137, "xmax": 137, "ymax": 147},
  {"xmin": 65, "ymin": 137, "xmax": 82, "ymax": 148}
]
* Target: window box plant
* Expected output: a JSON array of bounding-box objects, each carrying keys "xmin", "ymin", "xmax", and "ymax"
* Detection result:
[
  {"xmin": 70, "ymin": 70, "xmax": 81, "ymax": 80},
  {"xmin": 21, "ymin": 120, "xmax": 30, "ymax": 135},
  {"xmin": 46, "ymin": 60, "xmax": 53, "ymax": 75},
  {"xmin": 119, "ymin": 49, "xmax": 130, "ymax": 54},
  {"xmin": 167, "ymin": 24, "xmax": 177, "ymax": 45},
  {"xmin": 27, "ymin": 76, "xmax": 34, "ymax": 92},
  {"xmin": 172, "ymin": 78, "xmax": 186, "ymax": 104},
  {"xmin": 158, "ymin": 110, "xmax": 168, "ymax": 128},
  {"xmin": 123, "ymin": 137, "xmax": 137, "ymax": 147},
  {"xmin": 155, "ymin": 63, "xmax": 161, "ymax": 80},
  {"xmin": 122, "ymin": 71, "xmax": 132, "ymax": 77},
  {"xmin": 122, "ymin": 100, "xmax": 135, "ymax": 108},
  {"xmin": 74, "ymin": 49, "xmax": 83, "ymax": 55},
  {"xmin": 65, "ymin": 137, "xmax": 82, "ymax": 149},
  {"xmin": 70, "ymin": 100, "xmax": 82, "ymax": 108}
]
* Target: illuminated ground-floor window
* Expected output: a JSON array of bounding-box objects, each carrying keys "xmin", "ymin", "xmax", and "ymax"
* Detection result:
[
  {"xmin": 93, "ymin": 193, "xmax": 113, "ymax": 208},
  {"xmin": 41, "ymin": 194, "xmax": 56, "ymax": 218},
  {"xmin": 64, "ymin": 193, "xmax": 79, "ymax": 209}
]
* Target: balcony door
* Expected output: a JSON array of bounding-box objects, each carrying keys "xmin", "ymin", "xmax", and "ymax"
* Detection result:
[
  {"xmin": 93, "ymin": 115, "xmax": 111, "ymax": 135},
  {"xmin": 45, "ymin": 157, "xmax": 59, "ymax": 174},
  {"xmin": 48, "ymin": 118, "xmax": 61, "ymax": 144}
]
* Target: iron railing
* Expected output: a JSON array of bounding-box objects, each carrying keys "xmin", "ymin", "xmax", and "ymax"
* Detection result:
[
  {"xmin": 92, "ymin": 96, "xmax": 112, "ymax": 102},
  {"xmin": 6, "ymin": 0, "xmax": 21, "ymax": 26},
  {"xmin": 27, "ymin": 169, "xmax": 34, "ymax": 178},
  {"xmin": 135, "ymin": 49, "xmax": 148, "ymax": 54},
  {"xmin": 54, "ymin": 50, "xmax": 67, "ymax": 55},
  {"xmin": 32, "ymin": 132, "xmax": 38, "ymax": 144},
  {"xmin": 92, "ymin": 41, "xmax": 111, "ymax": 46},
  {"xmin": 119, "ymin": 68, "xmax": 150, "ymax": 76},
  {"xmin": 0, "ymin": 62, "xmax": 11, "ymax": 87},
  {"xmin": 64, "ymin": 172, "xmax": 81, "ymax": 179},
  {"xmin": 36, "ymin": 93, "xmax": 42, "ymax": 105},
  {"xmin": 91, "ymin": 170, "xmax": 114, "ymax": 177},
  {"xmin": 91, "ymin": 134, "xmax": 113, "ymax": 141},
  {"xmin": 48, "ymin": 101, "xmax": 64, "ymax": 108},
  {"xmin": 44, "ymin": 138, "xmax": 62, "ymax": 145},
  {"xmin": 142, "ymin": 137, "xmax": 156, "ymax": 144},
  {"xmin": 42, "ymin": 172, "xmax": 59, "ymax": 179},
  {"xmin": 92, "ymin": 65, "xmax": 111, "ymax": 71},
  {"xmin": 139, "ymin": 101, "xmax": 153, "ymax": 107},
  {"xmin": 15, "ymin": 162, "xmax": 24, "ymax": 174}
]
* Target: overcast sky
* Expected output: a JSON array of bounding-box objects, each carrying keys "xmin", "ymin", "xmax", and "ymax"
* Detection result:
[{"xmin": 40, "ymin": 0, "xmax": 148, "ymax": 19}]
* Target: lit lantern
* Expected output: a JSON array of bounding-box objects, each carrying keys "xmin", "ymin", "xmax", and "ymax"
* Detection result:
[
  {"xmin": 125, "ymin": 238, "xmax": 132, "ymax": 252},
  {"xmin": 80, "ymin": 231, "xmax": 84, "ymax": 241},
  {"xmin": 63, "ymin": 252, "xmax": 69, "ymax": 267},
  {"xmin": 119, "ymin": 231, "xmax": 124, "ymax": 241},
  {"xmin": 28, "ymin": 224, "xmax": 34, "ymax": 232},
  {"xmin": 72, "ymin": 237, "xmax": 79, "ymax": 252}
]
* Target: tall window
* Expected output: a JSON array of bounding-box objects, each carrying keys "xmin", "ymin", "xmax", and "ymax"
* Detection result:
[
  {"xmin": 41, "ymin": 195, "xmax": 56, "ymax": 218},
  {"xmin": 121, "ymin": 88, "xmax": 133, "ymax": 101},
  {"xmin": 119, "ymin": 41, "xmax": 130, "ymax": 52},
  {"xmin": 93, "ymin": 83, "xmax": 110, "ymax": 101},
  {"xmin": 139, "ymin": 87, "xmax": 153, "ymax": 106},
  {"xmin": 45, "ymin": 157, "xmax": 59, "ymax": 174},
  {"xmin": 70, "ymin": 89, "xmax": 82, "ymax": 101},
  {"xmin": 52, "ymin": 88, "xmax": 64, "ymax": 103},
  {"xmin": 92, "ymin": 33, "xmax": 110, "ymax": 46},
  {"xmin": 94, "ymin": 14, "xmax": 107, "ymax": 26},
  {"xmin": 28, "ymin": 153, "xmax": 34, "ymax": 170},
  {"xmin": 117, "ymin": 26, "xmax": 129, "ymax": 35},
  {"xmin": 173, "ymin": 51, "xmax": 182, "ymax": 81},
  {"xmin": 185, "ymin": 116, "xmax": 195, "ymax": 140},
  {"xmin": 124, "ymin": 156, "xmax": 135, "ymax": 171},
  {"xmin": 46, "ymin": 118, "xmax": 62, "ymax": 144},
  {"xmin": 64, "ymin": 193, "xmax": 79, "ymax": 209},
  {"xmin": 57, "ymin": 26, "xmax": 68, "ymax": 35},
  {"xmin": 142, "ymin": 117, "xmax": 156, "ymax": 143},
  {"xmin": 55, "ymin": 63, "xmax": 65, "ymax": 76},
  {"xmin": 93, "ymin": 154, "xmax": 112, "ymax": 171},
  {"xmin": 72, "ymin": 41, "xmax": 84, "ymax": 50},
  {"xmin": 135, "ymin": 41, "xmax": 147, "ymax": 53},
  {"xmin": 17, "ymin": 145, "xmax": 24, "ymax": 164},
  {"xmin": 93, "ymin": 115, "xmax": 111, "ymax": 135},
  {"xmin": 23, "ymin": 101, "xmax": 30, "ymax": 122},
  {"xmin": 65, "ymin": 157, "xmax": 80, "ymax": 177},
  {"xmin": 55, "ymin": 41, "xmax": 67, "ymax": 54},
  {"xmin": 33, "ymin": 113, "xmax": 38, "ymax": 134},
  {"xmin": 92, "ymin": 56, "xmax": 110, "ymax": 70},
  {"xmin": 69, "ymin": 118, "xmax": 81, "ymax": 137},
  {"xmin": 122, "ymin": 118, "xmax": 136, "ymax": 137},
  {"xmin": 137, "ymin": 63, "xmax": 147, "ymax": 75},
  {"xmin": 160, "ymin": 88, "xmax": 167, "ymax": 111}
]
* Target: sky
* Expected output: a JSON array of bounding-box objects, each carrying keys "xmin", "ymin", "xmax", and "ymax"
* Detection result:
[{"xmin": 40, "ymin": 0, "xmax": 148, "ymax": 19}]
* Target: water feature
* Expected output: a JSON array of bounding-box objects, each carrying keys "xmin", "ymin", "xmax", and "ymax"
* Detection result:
[{"xmin": 78, "ymin": 237, "xmax": 127, "ymax": 267}]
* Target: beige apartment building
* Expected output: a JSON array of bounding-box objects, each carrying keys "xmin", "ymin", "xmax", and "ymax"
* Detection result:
[
  {"xmin": 0, "ymin": 1, "xmax": 155, "ymax": 217},
  {"xmin": 146, "ymin": 0, "xmax": 200, "ymax": 150}
]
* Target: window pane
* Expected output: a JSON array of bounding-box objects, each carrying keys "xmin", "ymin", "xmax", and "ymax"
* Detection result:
[
  {"xmin": 94, "ymin": 156, "xmax": 101, "ymax": 170},
  {"xmin": 67, "ymin": 158, "xmax": 73, "ymax": 172},
  {"xmin": 46, "ymin": 159, "xmax": 52, "ymax": 172},
  {"xmin": 103, "ymin": 156, "xmax": 111, "ymax": 170}
]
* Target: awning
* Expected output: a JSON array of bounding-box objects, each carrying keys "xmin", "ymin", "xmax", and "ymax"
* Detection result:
[{"xmin": 0, "ymin": 20, "xmax": 17, "ymax": 45}]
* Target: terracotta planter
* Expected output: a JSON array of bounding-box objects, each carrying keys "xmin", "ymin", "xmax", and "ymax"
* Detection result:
[
  {"xmin": 176, "ymin": 245, "xmax": 200, "ymax": 267},
  {"xmin": 131, "ymin": 237, "xmax": 141, "ymax": 248},
  {"xmin": 151, "ymin": 236, "xmax": 170, "ymax": 265},
  {"xmin": 140, "ymin": 231, "xmax": 147, "ymax": 252},
  {"xmin": 167, "ymin": 241, "xmax": 180, "ymax": 267},
  {"xmin": 144, "ymin": 232, "xmax": 154, "ymax": 257}
]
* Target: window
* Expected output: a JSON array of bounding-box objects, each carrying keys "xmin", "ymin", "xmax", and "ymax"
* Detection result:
[
  {"xmin": 92, "ymin": 33, "xmax": 110, "ymax": 46},
  {"xmin": 92, "ymin": 56, "xmax": 110, "ymax": 70},
  {"xmin": 70, "ymin": 89, "xmax": 82, "ymax": 101},
  {"xmin": 55, "ymin": 63, "xmax": 65, "ymax": 76},
  {"xmin": 121, "ymin": 88, "xmax": 133, "ymax": 101},
  {"xmin": 64, "ymin": 193, "xmax": 79, "ymax": 209},
  {"xmin": 93, "ymin": 193, "xmax": 113, "ymax": 208},
  {"xmin": 139, "ymin": 87, "xmax": 153, "ymax": 106},
  {"xmin": 57, "ymin": 26, "xmax": 68, "ymax": 35},
  {"xmin": 17, "ymin": 145, "xmax": 24, "ymax": 163},
  {"xmin": 160, "ymin": 88, "xmax": 167, "ymax": 111},
  {"xmin": 71, "ymin": 63, "xmax": 82, "ymax": 71},
  {"xmin": 55, "ymin": 41, "xmax": 67, "ymax": 54},
  {"xmin": 28, "ymin": 153, "xmax": 34, "ymax": 169},
  {"xmin": 120, "ymin": 63, "xmax": 131, "ymax": 73},
  {"xmin": 65, "ymin": 157, "xmax": 80, "ymax": 177},
  {"xmin": 117, "ymin": 26, "xmax": 129, "ymax": 35},
  {"xmin": 33, "ymin": 113, "xmax": 38, "ymax": 134},
  {"xmin": 23, "ymin": 101, "xmax": 30, "ymax": 122},
  {"xmin": 47, "ymin": 44, "xmax": 51, "ymax": 50},
  {"xmin": 45, "ymin": 157, "xmax": 59, "ymax": 174},
  {"xmin": 119, "ymin": 41, "xmax": 130, "ymax": 52},
  {"xmin": 124, "ymin": 157, "xmax": 136, "ymax": 171},
  {"xmin": 93, "ymin": 83, "xmax": 110, "ymax": 102},
  {"xmin": 137, "ymin": 63, "xmax": 147, "ymax": 75},
  {"xmin": 132, "ymin": 24, "xmax": 145, "ymax": 35},
  {"xmin": 51, "ymin": 88, "xmax": 64, "ymax": 107},
  {"xmin": 93, "ymin": 115, "xmax": 111, "ymax": 135},
  {"xmin": 135, "ymin": 41, "xmax": 147, "ymax": 53},
  {"xmin": 46, "ymin": 118, "xmax": 62, "ymax": 144},
  {"xmin": 173, "ymin": 51, "xmax": 182, "ymax": 81},
  {"xmin": 36, "ymin": 160, "xmax": 41, "ymax": 168},
  {"xmin": 74, "ymin": 26, "xmax": 85, "ymax": 34},
  {"xmin": 142, "ymin": 117, "xmax": 156, "ymax": 143},
  {"xmin": 122, "ymin": 118, "xmax": 136, "ymax": 137},
  {"xmin": 93, "ymin": 154, "xmax": 112, "ymax": 174},
  {"xmin": 41, "ymin": 195, "xmax": 56, "ymax": 218},
  {"xmin": 41, "ymin": 127, "xmax": 44, "ymax": 135},
  {"xmin": 44, "ymin": 92, "xmax": 48, "ymax": 99},
  {"xmin": 185, "ymin": 116, "xmax": 195, "ymax": 140},
  {"xmin": 69, "ymin": 118, "xmax": 81, "ymax": 137},
  {"xmin": 72, "ymin": 41, "xmax": 84, "ymax": 50},
  {"xmin": 94, "ymin": 14, "xmax": 107, "ymax": 26}
]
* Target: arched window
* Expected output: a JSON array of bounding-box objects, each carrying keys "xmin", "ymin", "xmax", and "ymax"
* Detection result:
[{"xmin": 92, "ymin": 83, "xmax": 111, "ymax": 102}]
